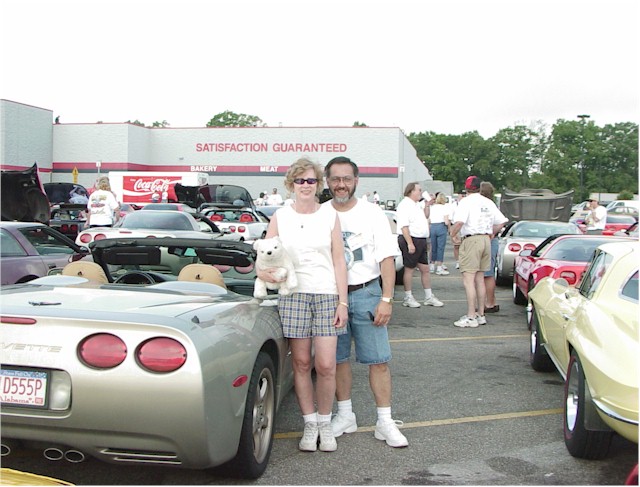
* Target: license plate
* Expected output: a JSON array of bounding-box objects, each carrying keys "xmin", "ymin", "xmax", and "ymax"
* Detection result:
[{"xmin": 0, "ymin": 368, "xmax": 49, "ymax": 408}]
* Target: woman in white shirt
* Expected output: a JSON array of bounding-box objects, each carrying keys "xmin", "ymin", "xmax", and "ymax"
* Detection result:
[
  {"xmin": 258, "ymin": 157, "xmax": 348, "ymax": 453},
  {"xmin": 429, "ymin": 193, "xmax": 451, "ymax": 275}
]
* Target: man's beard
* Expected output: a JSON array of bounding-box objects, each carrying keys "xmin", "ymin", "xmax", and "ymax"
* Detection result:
[{"xmin": 329, "ymin": 186, "xmax": 356, "ymax": 204}]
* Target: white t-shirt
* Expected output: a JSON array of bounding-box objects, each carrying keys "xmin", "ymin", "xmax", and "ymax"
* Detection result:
[
  {"xmin": 395, "ymin": 196, "xmax": 429, "ymax": 238},
  {"xmin": 453, "ymin": 193, "xmax": 507, "ymax": 237},
  {"xmin": 276, "ymin": 204, "xmax": 338, "ymax": 294},
  {"xmin": 586, "ymin": 205, "xmax": 607, "ymax": 231},
  {"xmin": 326, "ymin": 199, "xmax": 400, "ymax": 286},
  {"xmin": 429, "ymin": 203, "xmax": 450, "ymax": 224},
  {"xmin": 87, "ymin": 190, "xmax": 119, "ymax": 226},
  {"xmin": 267, "ymin": 193, "xmax": 283, "ymax": 206}
]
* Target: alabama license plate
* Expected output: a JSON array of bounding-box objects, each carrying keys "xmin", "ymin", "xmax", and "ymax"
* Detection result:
[{"xmin": 0, "ymin": 368, "xmax": 49, "ymax": 408}]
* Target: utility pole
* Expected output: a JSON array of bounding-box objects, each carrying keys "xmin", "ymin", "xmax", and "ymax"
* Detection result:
[{"xmin": 577, "ymin": 114, "xmax": 590, "ymax": 200}]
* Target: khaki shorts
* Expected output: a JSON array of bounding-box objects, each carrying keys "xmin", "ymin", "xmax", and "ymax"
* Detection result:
[{"xmin": 459, "ymin": 235, "xmax": 491, "ymax": 273}]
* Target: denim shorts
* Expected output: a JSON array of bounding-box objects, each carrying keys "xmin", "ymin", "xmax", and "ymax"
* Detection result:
[
  {"xmin": 484, "ymin": 238, "xmax": 499, "ymax": 277},
  {"xmin": 278, "ymin": 292, "xmax": 346, "ymax": 338},
  {"xmin": 336, "ymin": 279, "xmax": 392, "ymax": 365}
]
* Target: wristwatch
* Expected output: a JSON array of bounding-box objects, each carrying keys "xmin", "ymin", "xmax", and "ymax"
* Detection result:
[{"xmin": 381, "ymin": 297, "xmax": 393, "ymax": 304}]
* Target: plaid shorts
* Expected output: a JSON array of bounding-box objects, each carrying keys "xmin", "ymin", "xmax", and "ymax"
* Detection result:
[{"xmin": 278, "ymin": 293, "xmax": 347, "ymax": 338}]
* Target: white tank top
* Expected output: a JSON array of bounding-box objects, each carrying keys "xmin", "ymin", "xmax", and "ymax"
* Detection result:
[{"xmin": 276, "ymin": 204, "xmax": 338, "ymax": 294}]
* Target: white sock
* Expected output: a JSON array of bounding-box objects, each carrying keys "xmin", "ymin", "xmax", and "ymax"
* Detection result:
[
  {"xmin": 424, "ymin": 289, "xmax": 433, "ymax": 299},
  {"xmin": 317, "ymin": 413, "xmax": 332, "ymax": 424},
  {"xmin": 404, "ymin": 290, "xmax": 413, "ymax": 299},
  {"xmin": 337, "ymin": 399, "xmax": 353, "ymax": 416},
  {"xmin": 303, "ymin": 412, "xmax": 318, "ymax": 424},
  {"xmin": 377, "ymin": 406, "xmax": 392, "ymax": 425}
]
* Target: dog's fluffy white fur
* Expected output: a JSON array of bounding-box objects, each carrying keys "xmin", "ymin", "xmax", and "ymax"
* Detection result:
[{"xmin": 253, "ymin": 236, "xmax": 297, "ymax": 299}]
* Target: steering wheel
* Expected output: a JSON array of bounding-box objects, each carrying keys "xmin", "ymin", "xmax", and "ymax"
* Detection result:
[{"xmin": 114, "ymin": 271, "xmax": 156, "ymax": 285}]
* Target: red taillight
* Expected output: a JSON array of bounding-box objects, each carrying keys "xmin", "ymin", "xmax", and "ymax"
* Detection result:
[
  {"xmin": 523, "ymin": 243, "xmax": 537, "ymax": 251},
  {"xmin": 78, "ymin": 333, "xmax": 127, "ymax": 369},
  {"xmin": 70, "ymin": 224, "xmax": 78, "ymax": 232},
  {"xmin": 237, "ymin": 226, "xmax": 246, "ymax": 233},
  {"xmin": 94, "ymin": 233, "xmax": 107, "ymax": 241},
  {"xmin": 508, "ymin": 243, "xmax": 522, "ymax": 252},
  {"xmin": 136, "ymin": 337, "xmax": 186, "ymax": 373},
  {"xmin": 1, "ymin": 316, "xmax": 37, "ymax": 325},
  {"xmin": 61, "ymin": 224, "xmax": 69, "ymax": 232},
  {"xmin": 560, "ymin": 271, "xmax": 577, "ymax": 285},
  {"xmin": 229, "ymin": 226, "xmax": 237, "ymax": 232},
  {"xmin": 210, "ymin": 214, "xmax": 223, "ymax": 221},
  {"xmin": 79, "ymin": 233, "xmax": 93, "ymax": 244}
]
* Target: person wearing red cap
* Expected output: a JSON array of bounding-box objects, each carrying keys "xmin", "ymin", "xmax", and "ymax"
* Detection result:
[{"xmin": 449, "ymin": 176, "xmax": 508, "ymax": 328}]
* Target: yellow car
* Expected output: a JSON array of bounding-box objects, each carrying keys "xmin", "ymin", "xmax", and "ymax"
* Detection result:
[{"xmin": 528, "ymin": 240, "xmax": 638, "ymax": 459}]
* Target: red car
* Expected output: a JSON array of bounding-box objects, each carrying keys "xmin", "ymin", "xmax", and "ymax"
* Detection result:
[
  {"xmin": 602, "ymin": 213, "xmax": 637, "ymax": 235},
  {"xmin": 513, "ymin": 234, "xmax": 632, "ymax": 307}
]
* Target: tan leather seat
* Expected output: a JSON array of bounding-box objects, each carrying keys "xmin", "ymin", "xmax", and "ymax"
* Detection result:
[
  {"xmin": 62, "ymin": 261, "xmax": 109, "ymax": 284},
  {"xmin": 178, "ymin": 264, "xmax": 226, "ymax": 288}
]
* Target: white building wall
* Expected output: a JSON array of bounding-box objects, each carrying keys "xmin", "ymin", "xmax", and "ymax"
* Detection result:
[{"xmin": 0, "ymin": 100, "xmax": 53, "ymax": 175}]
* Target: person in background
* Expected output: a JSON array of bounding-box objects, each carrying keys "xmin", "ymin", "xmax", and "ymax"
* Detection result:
[
  {"xmin": 87, "ymin": 177, "xmax": 120, "ymax": 227},
  {"xmin": 395, "ymin": 182, "xmax": 443, "ymax": 308},
  {"xmin": 584, "ymin": 198, "xmax": 607, "ymax": 234},
  {"xmin": 449, "ymin": 176, "xmax": 507, "ymax": 328},
  {"xmin": 373, "ymin": 191, "xmax": 380, "ymax": 205},
  {"xmin": 324, "ymin": 156, "xmax": 408, "ymax": 448},
  {"xmin": 429, "ymin": 192, "xmax": 451, "ymax": 275},
  {"xmin": 267, "ymin": 187, "xmax": 284, "ymax": 206},
  {"xmin": 258, "ymin": 157, "xmax": 348, "ymax": 453},
  {"xmin": 451, "ymin": 191, "xmax": 466, "ymax": 269},
  {"xmin": 480, "ymin": 182, "xmax": 506, "ymax": 313}
]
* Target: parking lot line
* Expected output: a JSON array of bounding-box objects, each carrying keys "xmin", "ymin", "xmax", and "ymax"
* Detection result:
[
  {"xmin": 390, "ymin": 334, "xmax": 528, "ymax": 344},
  {"xmin": 274, "ymin": 408, "xmax": 563, "ymax": 439}
]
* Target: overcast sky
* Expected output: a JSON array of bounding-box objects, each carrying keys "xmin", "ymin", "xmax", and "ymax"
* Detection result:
[{"xmin": 1, "ymin": 0, "xmax": 638, "ymax": 138}]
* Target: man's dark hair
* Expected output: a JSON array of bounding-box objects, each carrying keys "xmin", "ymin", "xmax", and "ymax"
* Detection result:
[{"xmin": 324, "ymin": 156, "xmax": 359, "ymax": 178}]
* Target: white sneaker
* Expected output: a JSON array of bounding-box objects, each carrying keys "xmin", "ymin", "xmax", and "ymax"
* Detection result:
[
  {"xmin": 429, "ymin": 264, "xmax": 435, "ymax": 273},
  {"xmin": 454, "ymin": 315, "xmax": 478, "ymax": 328},
  {"xmin": 435, "ymin": 269, "xmax": 450, "ymax": 276},
  {"xmin": 455, "ymin": 262, "xmax": 460, "ymax": 269},
  {"xmin": 318, "ymin": 422, "xmax": 337, "ymax": 452},
  {"xmin": 424, "ymin": 295, "xmax": 444, "ymax": 307},
  {"xmin": 299, "ymin": 422, "xmax": 318, "ymax": 452},
  {"xmin": 331, "ymin": 412, "xmax": 358, "ymax": 437},
  {"xmin": 402, "ymin": 296, "xmax": 421, "ymax": 308},
  {"xmin": 374, "ymin": 420, "xmax": 409, "ymax": 448},
  {"xmin": 442, "ymin": 264, "xmax": 448, "ymax": 271},
  {"xmin": 476, "ymin": 314, "xmax": 487, "ymax": 325}
]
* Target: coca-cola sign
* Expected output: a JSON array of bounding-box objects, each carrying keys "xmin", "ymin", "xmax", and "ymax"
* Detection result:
[{"xmin": 123, "ymin": 176, "xmax": 179, "ymax": 203}]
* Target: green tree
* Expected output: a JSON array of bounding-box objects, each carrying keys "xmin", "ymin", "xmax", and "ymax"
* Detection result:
[
  {"xmin": 352, "ymin": 121, "xmax": 368, "ymax": 127},
  {"xmin": 206, "ymin": 111, "xmax": 264, "ymax": 127},
  {"xmin": 151, "ymin": 120, "xmax": 170, "ymax": 128},
  {"xmin": 126, "ymin": 119, "xmax": 145, "ymax": 127}
]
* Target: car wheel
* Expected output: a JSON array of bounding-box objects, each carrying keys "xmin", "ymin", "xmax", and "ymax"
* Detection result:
[
  {"xmin": 513, "ymin": 280, "xmax": 527, "ymax": 305},
  {"xmin": 495, "ymin": 261, "xmax": 508, "ymax": 286},
  {"xmin": 529, "ymin": 309, "xmax": 554, "ymax": 372},
  {"xmin": 227, "ymin": 351, "xmax": 276, "ymax": 479},
  {"xmin": 564, "ymin": 350, "xmax": 613, "ymax": 459}
]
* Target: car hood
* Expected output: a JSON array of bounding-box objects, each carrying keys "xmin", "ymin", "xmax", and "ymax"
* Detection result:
[{"xmin": 1, "ymin": 164, "xmax": 50, "ymax": 223}]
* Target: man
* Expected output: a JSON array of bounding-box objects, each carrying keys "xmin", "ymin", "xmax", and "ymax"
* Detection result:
[
  {"xmin": 395, "ymin": 182, "xmax": 443, "ymax": 308},
  {"xmin": 585, "ymin": 198, "xmax": 607, "ymax": 234},
  {"xmin": 267, "ymin": 188, "xmax": 283, "ymax": 206},
  {"xmin": 324, "ymin": 156, "xmax": 408, "ymax": 448},
  {"xmin": 449, "ymin": 176, "xmax": 507, "ymax": 328}
]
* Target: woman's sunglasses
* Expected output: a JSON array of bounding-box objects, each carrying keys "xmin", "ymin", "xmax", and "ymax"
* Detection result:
[{"xmin": 293, "ymin": 178, "xmax": 318, "ymax": 185}]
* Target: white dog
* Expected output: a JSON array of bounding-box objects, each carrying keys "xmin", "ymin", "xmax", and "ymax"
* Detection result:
[{"xmin": 253, "ymin": 236, "xmax": 297, "ymax": 299}]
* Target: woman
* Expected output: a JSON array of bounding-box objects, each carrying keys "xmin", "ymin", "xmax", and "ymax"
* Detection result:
[
  {"xmin": 480, "ymin": 181, "xmax": 504, "ymax": 313},
  {"xmin": 87, "ymin": 177, "xmax": 120, "ymax": 227},
  {"xmin": 258, "ymin": 157, "xmax": 348, "ymax": 452},
  {"xmin": 429, "ymin": 192, "xmax": 451, "ymax": 275}
]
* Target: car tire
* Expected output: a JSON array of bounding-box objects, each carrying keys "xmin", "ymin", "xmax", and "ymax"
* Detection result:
[
  {"xmin": 513, "ymin": 280, "xmax": 527, "ymax": 305},
  {"xmin": 564, "ymin": 350, "xmax": 613, "ymax": 459},
  {"xmin": 529, "ymin": 308, "xmax": 554, "ymax": 372},
  {"xmin": 495, "ymin": 261, "xmax": 508, "ymax": 286},
  {"xmin": 226, "ymin": 351, "xmax": 276, "ymax": 479}
]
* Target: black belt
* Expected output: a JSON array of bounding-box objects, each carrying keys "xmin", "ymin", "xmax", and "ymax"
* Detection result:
[
  {"xmin": 462, "ymin": 234, "xmax": 491, "ymax": 240},
  {"xmin": 347, "ymin": 278, "xmax": 378, "ymax": 293}
]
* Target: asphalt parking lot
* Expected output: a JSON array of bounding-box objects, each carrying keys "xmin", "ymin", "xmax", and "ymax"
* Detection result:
[{"xmin": 2, "ymin": 253, "xmax": 637, "ymax": 485}]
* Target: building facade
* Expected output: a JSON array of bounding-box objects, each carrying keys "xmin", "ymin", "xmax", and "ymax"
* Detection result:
[{"xmin": 1, "ymin": 99, "xmax": 432, "ymax": 203}]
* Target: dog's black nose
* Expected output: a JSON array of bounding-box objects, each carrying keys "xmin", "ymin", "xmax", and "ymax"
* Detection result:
[{"xmin": 267, "ymin": 251, "xmax": 272, "ymax": 255}]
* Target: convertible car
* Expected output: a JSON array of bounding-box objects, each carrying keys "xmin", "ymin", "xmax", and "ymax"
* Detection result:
[
  {"xmin": 528, "ymin": 240, "xmax": 638, "ymax": 459},
  {"xmin": 75, "ymin": 210, "xmax": 238, "ymax": 245},
  {"xmin": 0, "ymin": 238, "xmax": 292, "ymax": 478},
  {"xmin": 512, "ymin": 234, "xmax": 632, "ymax": 306}
]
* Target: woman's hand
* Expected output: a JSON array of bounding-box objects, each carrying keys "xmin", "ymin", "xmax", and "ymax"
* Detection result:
[
  {"xmin": 256, "ymin": 267, "xmax": 286, "ymax": 283},
  {"xmin": 333, "ymin": 305, "xmax": 348, "ymax": 328}
]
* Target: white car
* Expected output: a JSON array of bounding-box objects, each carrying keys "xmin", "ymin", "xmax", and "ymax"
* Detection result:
[{"xmin": 76, "ymin": 210, "xmax": 236, "ymax": 245}]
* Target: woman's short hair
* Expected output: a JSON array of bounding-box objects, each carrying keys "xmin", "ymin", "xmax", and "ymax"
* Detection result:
[
  {"xmin": 480, "ymin": 181, "xmax": 495, "ymax": 200},
  {"xmin": 284, "ymin": 157, "xmax": 324, "ymax": 197},
  {"xmin": 96, "ymin": 177, "xmax": 111, "ymax": 191},
  {"xmin": 435, "ymin": 193, "xmax": 447, "ymax": 205}
]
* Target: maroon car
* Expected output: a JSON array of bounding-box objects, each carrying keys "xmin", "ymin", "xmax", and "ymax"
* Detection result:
[{"xmin": 0, "ymin": 222, "xmax": 90, "ymax": 284}]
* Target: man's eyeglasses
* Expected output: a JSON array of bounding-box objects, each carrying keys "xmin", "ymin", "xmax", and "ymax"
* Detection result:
[
  {"xmin": 293, "ymin": 178, "xmax": 318, "ymax": 185},
  {"xmin": 328, "ymin": 176, "xmax": 355, "ymax": 184}
]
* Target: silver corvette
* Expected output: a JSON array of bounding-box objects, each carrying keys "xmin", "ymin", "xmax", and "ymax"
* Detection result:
[{"xmin": 0, "ymin": 238, "xmax": 292, "ymax": 478}]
